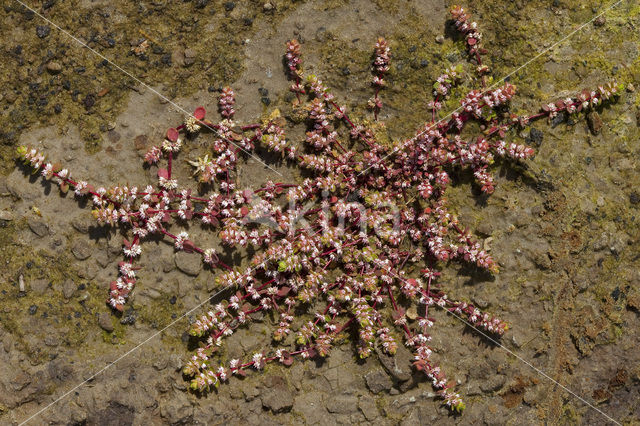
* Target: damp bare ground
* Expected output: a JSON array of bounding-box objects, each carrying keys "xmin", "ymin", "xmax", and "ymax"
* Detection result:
[{"xmin": 1, "ymin": 0, "xmax": 640, "ymax": 424}]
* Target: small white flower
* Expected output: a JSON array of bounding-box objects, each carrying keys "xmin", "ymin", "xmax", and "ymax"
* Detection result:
[
  {"xmin": 123, "ymin": 243, "xmax": 142, "ymax": 258},
  {"xmin": 185, "ymin": 116, "xmax": 201, "ymax": 133},
  {"xmin": 174, "ymin": 231, "xmax": 189, "ymax": 250}
]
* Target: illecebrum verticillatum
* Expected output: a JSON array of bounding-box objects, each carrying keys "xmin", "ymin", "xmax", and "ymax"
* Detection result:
[{"xmin": 17, "ymin": 5, "xmax": 621, "ymax": 412}]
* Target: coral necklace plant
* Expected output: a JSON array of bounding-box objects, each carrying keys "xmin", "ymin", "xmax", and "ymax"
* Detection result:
[
  {"xmin": 19, "ymin": 87, "xmax": 291, "ymax": 311},
  {"xmin": 17, "ymin": 5, "xmax": 622, "ymax": 412}
]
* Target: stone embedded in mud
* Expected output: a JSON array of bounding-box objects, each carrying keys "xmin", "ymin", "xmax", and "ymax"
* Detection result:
[
  {"xmin": 376, "ymin": 345, "xmax": 413, "ymax": 383},
  {"xmin": 46, "ymin": 61, "xmax": 62, "ymax": 74},
  {"xmin": 28, "ymin": 218, "xmax": 49, "ymax": 237},
  {"xmin": 365, "ymin": 368, "xmax": 393, "ymax": 394},
  {"xmin": 71, "ymin": 215, "xmax": 92, "ymax": 234},
  {"xmin": 0, "ymin": 210, "xmax": 14, "ymax": 221},
  {"xmin": 175, "ymin": 251, "xmax": 202, "ymax": 276},
  {"xmin": 159, "ymin": 391, "xmax": 193, "ymax": 424},
  {"xmin": 71, "ymin": 239, "xmax": 92, "ymax": 260},
  {"xmin": 36, "ymin": 25, "xmax": 50, "ymax": 38},
  {"xmin": 358, "ymin": 395, "xmax": 379, "ymax": 421},
  {"xmin": 183, "ymin": 48, "xmax": 197, "ymax": 66},
  {"xmin": 62, "ymin": 279, "xmax": 76, "ymax": 299},
  {"xmin": 587, "ymin": 111, "xmax": 603, "ymax": 135},
  {"xmin": 134, "ymin": 134, "xmax": 149, "ymax": 152},
  {"xmin": 31, "ymin": 278, "xmax": 49, "ymax": 295},
  {"xmin": 325, "ymin": 394, "xmax": 358, "ymax": 414},
  {"xmin": 98, "ymin": 312, "xmax": 114, "ymax": 332},
  {"xmin": 261, "ymin": 375, "xmax": 294, "ymax": 413},
  {"xmin": 479, "ymin": 374, "xmax": 506, "ymax": 393},
  {"xmin": 10, "ymin": 371, "xmax": 31, "ymax": 391}
]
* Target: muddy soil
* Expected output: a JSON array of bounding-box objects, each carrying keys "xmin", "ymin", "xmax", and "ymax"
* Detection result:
[{"xmin": 1, "ymin": 0, "xmax": 639, "ymax": 425}]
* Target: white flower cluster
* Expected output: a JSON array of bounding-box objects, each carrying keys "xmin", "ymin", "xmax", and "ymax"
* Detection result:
[
  {"xmin": 184, "ymin": 116, "xmax": 201, "ymax": 134},
  {"xmin": 174, "ymin": 231, "xmax": 189, "ymax": 250}
]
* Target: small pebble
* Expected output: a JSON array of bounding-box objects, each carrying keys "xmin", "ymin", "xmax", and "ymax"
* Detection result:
[
  {"xmin": 183, "ymin": 48, "xmax": 196, "ymax": 67},
  {"xmin": 36, "ymin": 25, "xmax": 50, "ymax": 39},
  {"xmin": 83, "ymin": 94, "xmax": 96, "ymax": 109},
  {"xmin": 593, "ymin": 16, "xmax": 606, "ymax": 27},
  {"xmin": 46, "ymin": 61, "xmax": 62, "ymax": 74},
  {"xmin": 587, "ymin": 111, "xmax": 603, "ymax": 135},
  {"xmin": 98, "ymin": 312, "xmax": 114, "ymax": 332},
  {"xmin": 29, "ymin": 305, "xmax": 38, "ymax": 315},
  {"xmin": 435, "ymin": 35, "xmax": 445, "ymax": 44}
]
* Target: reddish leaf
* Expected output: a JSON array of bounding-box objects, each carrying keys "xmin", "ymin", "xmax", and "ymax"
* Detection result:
[
  {"xmin": 392, "ymin": 308, "xmax": 406, "ymax": 321},
  {"xmin": 157, "ymin": 168, "xmax": 169, "ymax": 179},
  {"xmin": 193, "ymin": 107, "xmax": 206, "ymax": 120},
  {"xmin": 282, "ymin": 352, "xmax": 294, "ymax": 366},
  {"xmin": 235, "ymin": 368, "xmax": 247, "ymax": 377},
  {"xmin": 183, "ymin": 240, "xmax": 196, "ymax": 253},
  {"xmin": 467, "ymin": 38, "xmax": 476, "ymax": 46},
  {"xmin": 240, "ymin": 206, "xmax": 249, "ymax": 217},
  {"xmin": 277, "ymin": 286, "xmax": 291, "ymax": 297},
  {"xmin": 166, "ymin": 127, "xmax": 179, "ymax": 142}
]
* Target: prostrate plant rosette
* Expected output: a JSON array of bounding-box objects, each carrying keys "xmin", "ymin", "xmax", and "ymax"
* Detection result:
[{"xmin": 17, "ymin": 5, "xmax": 622, "ymax": 413}]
